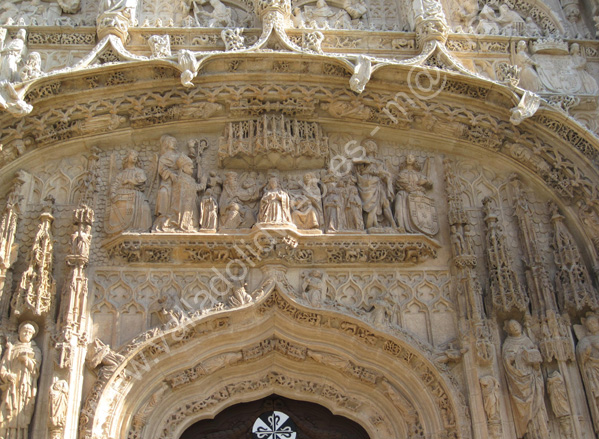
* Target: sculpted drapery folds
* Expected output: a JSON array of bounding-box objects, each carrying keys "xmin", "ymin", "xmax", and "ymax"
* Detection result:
[
  {"xmin": 502, "ymin": 320, "xmax": 549, "ymax": 439},
  {"xmin": 168, "ymin": 154, "xmax": 205, "ymax": 232},
  {"xmin": 290, "ymin": 173, "xmax": 323, "ymax": 230},
  {"xmin": 0, "ymin": 29, "xmax": 27, "ymax": 83},
  {"xmin": 352, "ymin": 140, "xmax": 395, "ymax": 230},
  {"xmin": 0, "ymin": 322, "xmax": 42, "ymax": 439},
  {"xmin": 394, "ymin": 154, "xmax": 438, "ymax": 237},
  {"xmin": 258, "ymin": 172, "xmax": 293, "ymax": 226},
  {"xmin": 105, "ymin": 150, "xmax": 152, "ymax": 235},
  {"xmin": 577, "ymin": 314, "xmax": 599, "ymax": 430},
  {"xmin": 48, "ymin": 380, "xmax": 68, "ymax": 438},
  {"xmin": 153, "ymin": 135, "xmax": 182, "ymax": 232}
]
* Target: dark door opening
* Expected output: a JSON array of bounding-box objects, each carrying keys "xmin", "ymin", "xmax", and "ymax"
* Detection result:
[{"xmin": 179, "ymin": 394, "xmax": 371, "ymax": 439}]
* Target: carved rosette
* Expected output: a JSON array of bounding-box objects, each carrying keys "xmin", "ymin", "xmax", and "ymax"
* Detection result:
[{"xmin": 11, "ymin": 198, "xmax": 56, "ymax": 318}]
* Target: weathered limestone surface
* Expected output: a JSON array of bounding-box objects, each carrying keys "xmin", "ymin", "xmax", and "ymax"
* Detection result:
[{"xmin": 1, "ymin": 0, "xmax": 599, "ymax": 438}]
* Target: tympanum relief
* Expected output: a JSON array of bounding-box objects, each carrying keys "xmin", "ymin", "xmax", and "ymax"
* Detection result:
[{"xmin": 104, "ymin": 131, "xmax": 443, "ymax": 238}]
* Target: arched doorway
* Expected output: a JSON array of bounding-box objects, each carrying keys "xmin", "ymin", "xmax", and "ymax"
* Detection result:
[{"xmin": 180, "ymin": 394, "xmax": 370, "ymax": 439}]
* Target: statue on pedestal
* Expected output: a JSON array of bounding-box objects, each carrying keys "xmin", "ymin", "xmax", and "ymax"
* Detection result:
[
  {"xmin": 502, "ymin": 320, "xmax": 549, "ymax": 439},
  {"xmin": 0, "ymin": 322, "xmax": 42, "ymax": 439},
  {"xmin": 576, "ymin": 314, "xmax": 599, "ymax": 431}
]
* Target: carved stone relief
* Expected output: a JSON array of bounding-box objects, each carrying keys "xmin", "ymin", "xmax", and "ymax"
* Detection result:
[{"xmin": 0, "ymin": 321, "xmax": 42, "ymax": 439}]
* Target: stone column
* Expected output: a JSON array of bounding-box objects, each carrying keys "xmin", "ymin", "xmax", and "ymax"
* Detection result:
[
  {"xmin": 0, "ymin": 174, "xmax": 24, "ymax": 323},
  {"xmin": 52, "ymin": 204, "xmax": 94, "ymax": 439},
  {"xmin": 444, "ymin": 159, "xmax": 501, "ymax": 439}
]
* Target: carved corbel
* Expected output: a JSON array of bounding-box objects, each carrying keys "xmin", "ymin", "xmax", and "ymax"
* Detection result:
[
  {"xmin": 177, "ymin": 50, "xmax": 199, "ymax": 88},
  {"xmin": 349, "ymin": 56, "xmax": 372, "ymax": 94},
  {"xmin": 510, "ymin": 91, "xmax": 540, "ymax": 125}
]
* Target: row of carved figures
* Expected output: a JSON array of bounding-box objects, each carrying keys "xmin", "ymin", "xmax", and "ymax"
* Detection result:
[
  {"xmin": 4, "ymin": 301, "xmax": 599, "ymax": 439},
  {"xmin": 0, "ymin": 0, "xmax": 371, "ymax": 30},
  {"xmin": 2, "ymin": 0, "xmax": 594, "ymax": 38},
  {"xmin": 0, "ymin": 321, "xmax": 68, "ymax": 439},
  {"xmin": 452, "ymin": 0, "xmax": 590, "ymax": 39},
  {"xmin": 106, "ymin": 136, "xmax": 440, "ymax": 236},
  {"xmin": 474, "ymin": 316, "xmax": 599, "ymax": 439}
]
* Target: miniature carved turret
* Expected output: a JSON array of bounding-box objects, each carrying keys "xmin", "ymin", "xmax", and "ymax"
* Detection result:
[
  {"xmin": 482, "ymin": 197, "xmax": 529, "ymax": 315},
  {"xmin": 510, "ymin": 175, "xmax": 557, "ymax": 316},
  {"xmin": 11, "ymin": 196, "xmax": 56, "ymax": 318},
  {"xmin": 550, "ymin": 202, "xmax": 599, "ymax": 313},
  {"xmin": 55, "ymin": 204, "xmax": 94, "ymax": 369},
  {"xmin": 0, "ymin": 173, "xmax": 24, "ymax": 320}
]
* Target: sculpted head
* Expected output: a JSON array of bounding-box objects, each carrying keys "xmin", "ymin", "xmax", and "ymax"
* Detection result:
[
  {"xmin": 267, "ymin": 171, "xmax": 280, "ymax": 189},
  {"xmin": 517, "ymin": 40, "xmax": 527, "ymax": 52},
  {"xmin": 585, "ymin": 315, "xmax": 599, "ymax": 334},
  {"xmin": 176, "ymin": 154, "xmax": 194, "ymax": 175},
  {"xmin": 123, "ymin": 150, "xmax": 139, "ymax": 168},
  {"xmin": 571, "ymin": 43, "xmax": 580, "ymax": 55},
  {"xmin": 18, "ymin": 321, "xmax": 38, "ymax": 343},
  {"xmin": 505, "ymin": 319, "xmax": 522, "ymax": 337},
  {"xmin": 363, "ymin": 139, "xmax": 377, "ymax": 156},
  {"xmin": 16, "ymin": 29, "xmax": 27, "ymax": 41},
  {"xmin": 160, "ymin": 135, "xmax": 177, "ymax": 154},
  {"xmin": 224, "ymin": 171, "xmax": 238, "ymax": 188}
]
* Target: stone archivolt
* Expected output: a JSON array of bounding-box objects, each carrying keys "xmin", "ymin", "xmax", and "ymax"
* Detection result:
[
  {"xmin": 2, "ymin": 0, "xmax": 599, "ymax": 437},
  {"xmin": 80, "ymin": 287, "xmax": 468, "ymax": 439}
]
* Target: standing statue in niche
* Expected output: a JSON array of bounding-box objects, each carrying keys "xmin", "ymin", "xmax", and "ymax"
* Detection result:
[
  {"xmin": 71, "ymin": 221, "xmax": 91, "ymax": 259},
  {"xmin": 342, "ymin": 175, "xmax": 365, "ymax": 231},
  {"xmin": 0, "ymin": 322, "xmax": 42, "ymax": 439},
  {"xmin": 200, "ymin": 185, "xmax": 221, "ymax": 231},
  {"xmin": 48, "ymin": 379, "xmax": 68, "ymax": 438},
  {"xmin": 166, "ymin": 154, "xmax": 205, "ymax": 232},
  {"xmin": 153, "ymin": 135, "xmax": 181, "ymax": 232},
  {"xmin": 322, "ymin": 169, "xmax": 344, "ymax": 232},
  {"xmin": 547, "ymin": 371, "xmax": 573, "ymax": 439},
  {"xmin": 394, "ymin": 155, "xmax": 438, "ymax": 236},
  {"xmin": 576, "ymin": 314, "xmax": 599, "ymax": 429},
  {"xmin": 258, "ymin": 172, "xmax": 293, "ymax": 226},
  {"xmin": 353, "ymin": 140, "xmax": 395, "ymax": 230},
  {"xmin": 106, "ymin": 150, "xmax": 152, "ymax": 235},
  {"xmin": 502, "ymin": 320, "xmax": 549, "ymax": 439}
]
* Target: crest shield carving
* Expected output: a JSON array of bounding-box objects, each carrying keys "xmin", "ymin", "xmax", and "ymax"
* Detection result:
[{"xmin": 408, "ymin": 193, "xmax": 438, "ymax": 236}]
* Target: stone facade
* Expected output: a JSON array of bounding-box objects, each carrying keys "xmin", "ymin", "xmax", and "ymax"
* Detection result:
[{"xmin": 0, "ymin": 0, "xmax": 599, "ymax": 438}]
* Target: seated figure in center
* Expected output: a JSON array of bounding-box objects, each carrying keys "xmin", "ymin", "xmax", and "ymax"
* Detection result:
[{"xmin": 258, "ymin": 171, "xmax": 293, "ymax": 226}]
